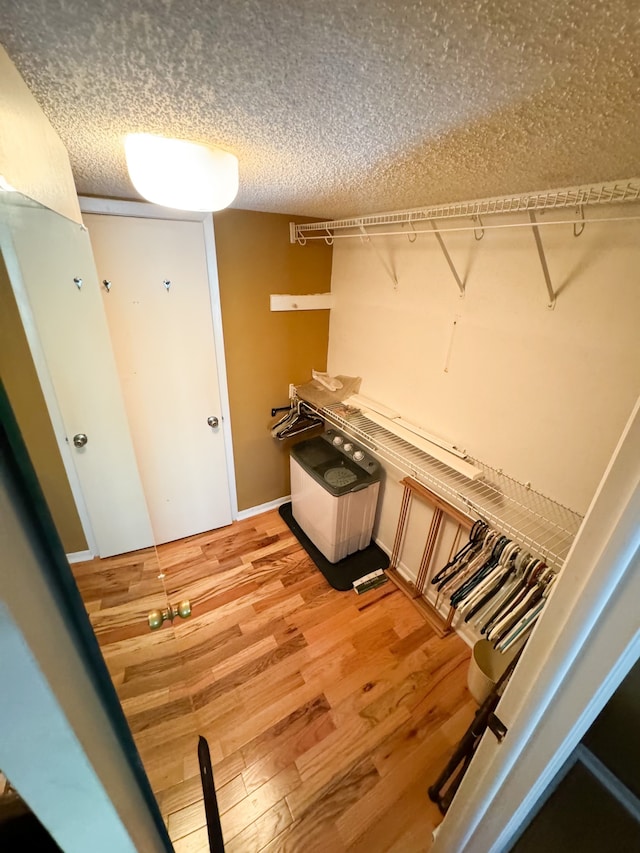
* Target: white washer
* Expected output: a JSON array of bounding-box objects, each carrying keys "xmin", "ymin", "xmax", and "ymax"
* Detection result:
[{"xmin": 290, "ymin": 429, "xmax": 381, "ymax": 563}]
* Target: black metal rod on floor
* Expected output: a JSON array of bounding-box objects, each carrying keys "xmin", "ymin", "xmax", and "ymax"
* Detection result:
[
  {"xmin": 427, "ymin": 648, "xmax": 524, "ymax": 813},
  {"xmin": 198, "ymin": 736, "xmax": 226, "ymax": 852}
]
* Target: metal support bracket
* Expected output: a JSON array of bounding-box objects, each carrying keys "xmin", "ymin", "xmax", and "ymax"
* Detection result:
[
  {"xmin": 430, "ymin": 221, "xmax": 465, "ymax": 297},
  {"xmin": 359, "ymin": 225, "xmax": 399, "ymax": 289},
  {"xmin": 528, "ymin": 210, "xmax": 556, "ymax": 310}
]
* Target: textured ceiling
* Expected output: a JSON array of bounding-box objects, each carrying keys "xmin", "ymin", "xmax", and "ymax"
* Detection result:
[{"xmin": 0, "ymin": 0, "xmax": 638, "ymax": 218}]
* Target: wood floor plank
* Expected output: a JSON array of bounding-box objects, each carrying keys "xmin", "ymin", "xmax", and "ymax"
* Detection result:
[
  {"xmin": 262, "ymin": 820, "xmax": 348, "ymax": 853},
  {"xmin": 224, "ymin": 798, "xmax": 293, "ymax": 853},
  {"xmin": 195, "ymin": 668, "xmax": 308, "ymax": 734},
  {"xmin": 171, "ymin": 825, "xmax": 209, "ymax": 853},
  {"xmin": 267, "ymin": 759, "xmax": 380, "ymax": 852},
  {"xmin": 212, "ymin": 750, "xmax": 247, "ymax": 790},
  {"xmin": 157, "ymin": 774, "xmax": 203, "ymax": 818},
  {"xmin": 289, "ymin": 707, "xmax": 409, "ymax": 817},
  {"xmin": 216, "ymin": 772, "xmax": 248, "ymax": 814},
  {"xmin": 76, "ymin": 508, "xmax": 473, "ymax": 851},
  {"xmin": 336, "ymin": 728, "xmax": 454, "ymax": 847},
  {"xmin": 240, "ymin": 694, "xmax": 330, "ymax": 768},
  {"xmin": 220, "ymin": 763, "xmax": 301, "ymax": 843},
  {"xmin": 344, "ymin": 773, "xmax": 442, "ymax": 853},
  {"xmin": 238, "ymin": 593, "xmax": 308, "ymax": 633},
  {"xmin": 218, "ymin": 679, "xmax": 321, "ymax": 756},
  {"xmin": 167, "ymin": 798, "xmax": 206, "ymax": 842},
  {"xmin": 242, "ymin": 706, "xmax": 336, "ymax": 795}
]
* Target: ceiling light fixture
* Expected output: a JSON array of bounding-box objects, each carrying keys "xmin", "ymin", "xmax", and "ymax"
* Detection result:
[{"xmin": 124, "ymin": 133, "xmax": 239, "ymax": 211}]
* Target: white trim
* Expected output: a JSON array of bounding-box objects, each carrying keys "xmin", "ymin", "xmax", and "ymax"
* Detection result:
[
  {"xmin": 433, "ymin": 395, "xmax": 640, "ymax": 853},
  {"xmin": 576, "ymin": 744, "xmax": 640, "ymax": 822},
  {"xmin": 204, "ymin": 214, "xmax": 239, "ymax": 520},
  {"xmin": 78, "ymin": 196, "xmax": 239, "ymax": 521},
  {"xmin": 66, "ymin": 550, "xmax": 95, "ymax": 564},
  {"xmin": 491, "ymin": 630, "xmax": 640, "ymax": 853},
  {"xmin": 1, "ymin": 224, "xmax": 98, "ymax": 555},
  {"xmin": 373, "ymin": 535, "xmax": 391, "ymax": 557},
  {"xmin": 236, "ymin": 495, "xmax": 291, "ymax": 521},
  {"xmin": 79, "ymin": 196, "xmax": 206, "ymax": 222}
]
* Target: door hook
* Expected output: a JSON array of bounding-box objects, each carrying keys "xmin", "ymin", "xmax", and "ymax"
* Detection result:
[
  {"xmin": 73, "ymin": 277, "xmax": 83, "ymax": 289},
  {"xmin": 102, "ymin": 279, "xmax": 111, "ymax": 293},
  {"xmin": 163, "ymin": 279, "xmax": 171, "ymax": 291}
]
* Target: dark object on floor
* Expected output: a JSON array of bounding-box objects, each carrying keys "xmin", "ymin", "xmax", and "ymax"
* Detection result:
[
  {"xmin": 279, "ymin": 501, "xmax": 389, "ymax": 591},
  {"xmin": 428, "ymin": 647, "xmax": 524, "ymax": 813},
  {"xmin": 353, "ymin": 570, "xmax": 389, "ymax": 595},
  {"xmin": 198, "ymin": 736, "xmax": 225, "ymax": 852}
]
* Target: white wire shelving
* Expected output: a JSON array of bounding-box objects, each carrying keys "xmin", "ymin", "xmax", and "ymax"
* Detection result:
[
  {"xmin": 289, "ymin": 177, "xmax": 640, "ymax": 308},
  {"xmin": 289, "ymin": 177, "xmax": 640, "ymax": 243},
  {"xmin": 305, "ymin": 401, "xmax": 584, "ymax": 572}
]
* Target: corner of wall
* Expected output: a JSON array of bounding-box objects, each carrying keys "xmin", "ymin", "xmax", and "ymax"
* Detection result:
[{"xmin": 0, "ymin": 45, "xmax": 81, "ymax": 223}]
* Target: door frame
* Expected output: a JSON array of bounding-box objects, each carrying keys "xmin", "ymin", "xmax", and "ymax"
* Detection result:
[
  {"xmin": 1, "ymin": 380, "xmax": 172, "ymax": 852},
  {"xmin": 432, "ymin": 394, "xmax": 640, "ymax": 852},
  {"xmin": 79, "ymin": 197, "xmax": 239, "ymax": 522},
  {"xmin": 1, "ymin": 219, "xmax": 99, "ymax": 558}
]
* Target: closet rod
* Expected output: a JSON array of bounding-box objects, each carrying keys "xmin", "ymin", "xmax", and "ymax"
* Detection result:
[
  {"xmin": 290, "ymin": 177, "xmax": 640, "ymax": 243},
  {"xmin": 290, "ymin": 214, "xmax": 640, "ymax": 242}
]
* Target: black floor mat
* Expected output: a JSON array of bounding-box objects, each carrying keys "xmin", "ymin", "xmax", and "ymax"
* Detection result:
[{"xmin": 279, "ymin": 502, "xmax": 389, "ymax": 591}]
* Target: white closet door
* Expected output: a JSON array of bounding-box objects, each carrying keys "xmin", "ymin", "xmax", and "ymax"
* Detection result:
[
  {"xmin": 8, "ymin": 205, "xmax": 154, "ymax": 558},
  {"xmin": 85, "ymin": 213, "xmax": 233, "ymax": 545}
]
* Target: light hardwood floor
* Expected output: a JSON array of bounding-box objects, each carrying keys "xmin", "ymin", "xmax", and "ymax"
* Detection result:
[{"xmin": 74, "ymin": 510, "xmax": 474, "ymax": 852}]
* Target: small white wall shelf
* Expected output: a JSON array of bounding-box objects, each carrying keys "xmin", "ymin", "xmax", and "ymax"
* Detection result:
[{"xmin": 270, "ymin": 293, "xmax": 334, "ymax": 312}]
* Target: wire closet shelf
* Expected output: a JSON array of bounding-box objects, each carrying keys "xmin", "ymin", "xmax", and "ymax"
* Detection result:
[
  {"xmin": 290, "ymin": 177, "xmax": 640, "ymax": 243},
  {"xmin": 304, "ymin": 401, "xmax": 583, "ymax": 572}
]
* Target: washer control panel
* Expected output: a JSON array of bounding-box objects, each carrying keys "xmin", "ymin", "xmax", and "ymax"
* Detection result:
[{"xmin": 322, "ymin": 429, "xmax": 378, "ymax": 474}]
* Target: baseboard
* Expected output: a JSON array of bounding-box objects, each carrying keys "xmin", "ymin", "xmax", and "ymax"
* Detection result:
[
  {"xmin": 236, "ymin": 495, "xmax": 291, "ymax": 521},
  {"xmin": 66, "ymin": 549, "xmax": 95, "ymax": 564}
]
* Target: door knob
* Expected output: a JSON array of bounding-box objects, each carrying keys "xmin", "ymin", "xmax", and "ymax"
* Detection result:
[
  {"xmin": 73, "ymin": 433, "xmax": 88, "ymax": 448},
  {"xmin": 207, "ymin": 416, "xmax": 219, "ymax": 428},
  {"xmin": 148, "ymin": 600, "xmax": 192, "ymax": 631}
]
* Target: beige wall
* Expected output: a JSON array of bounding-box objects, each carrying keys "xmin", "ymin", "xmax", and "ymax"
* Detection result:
[
  {"xmin": 0, "ymin": 46, "xmax": 80, "ymax": 223},
  {"xmin": 214, "ymin": 209, "xmax": 333, "ymax": 511},
  {"xmin": 328, "ymin": 205, "xmax": 640, "ymax": 519},
  {"xmin": 1, "ymin": 239, "xmax": 87, "ymax": 552}
]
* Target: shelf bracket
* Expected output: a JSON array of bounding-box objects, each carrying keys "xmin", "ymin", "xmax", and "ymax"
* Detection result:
[
  {"xmin": 430, "ymin": 221, "xmax": 465, "ymax": 297},
  {"xmin": 528, "ymin": 211, "xmax": 556, "ymax": 310},
  {"xmin": 358, "ymin": 225, "xmax": 398, "ymax": 289}
]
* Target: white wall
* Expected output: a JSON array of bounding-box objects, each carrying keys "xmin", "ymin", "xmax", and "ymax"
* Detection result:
[
  {"xmin": 0, "ymin": 45, "xmax": 81, "ymax": 223},
  {"xmin": 328, "ymin": 204, "xmax": 640, "ymax": 519},
  {"xmin": 0, "ymin": 468, "xmax": 166, "ymax": 853},
  {"xmin": 433, "ymin": 396, "xmax": 640, "ymax": 852}
]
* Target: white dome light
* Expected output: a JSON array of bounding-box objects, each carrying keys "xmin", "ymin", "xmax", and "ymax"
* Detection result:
[{"xmin": 124, "ymin": 133, "xmax": 239, "ymax": 211}]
